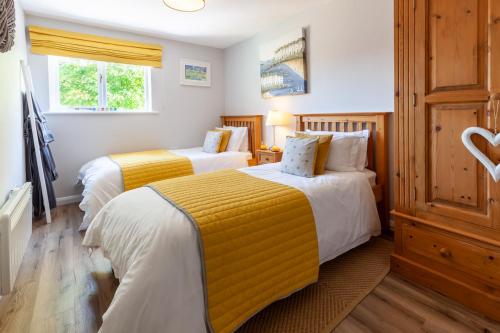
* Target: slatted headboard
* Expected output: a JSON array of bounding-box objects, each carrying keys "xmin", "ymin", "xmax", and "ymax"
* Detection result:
[
  {"xmin": 295, "ymin": 113, "xmax": 390, "ymax": 229},
  {"xmin": 221, "ymin": 115, "xmax": 263, "ymax": 166}
]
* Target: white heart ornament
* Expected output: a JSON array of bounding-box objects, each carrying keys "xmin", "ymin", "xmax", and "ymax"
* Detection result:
[{"xmin": 461, "ymin": 127, "xmax": 500, "ymax": 182}]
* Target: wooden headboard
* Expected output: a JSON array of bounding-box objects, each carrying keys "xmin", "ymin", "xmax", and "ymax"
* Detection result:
[
  {"xmin": 221, "ymin": 115, "xmax": 263, "ymax": 165},
  {"xmin": 295, "ymin": 113, "xmax": 390, "ymax": 229}
]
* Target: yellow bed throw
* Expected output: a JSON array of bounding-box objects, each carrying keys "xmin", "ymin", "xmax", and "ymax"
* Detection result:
[
  {"xmin": 110, "ymin": 150, "xmax": 193, "ymax": 191},
  {"xmin": 148, "ymin": 169, "xmax": 319, "ymax": 333}
]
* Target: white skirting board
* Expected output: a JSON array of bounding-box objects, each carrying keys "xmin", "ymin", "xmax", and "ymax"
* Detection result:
[{"xmin": 56, "ymin": 195, "xmax": 83, "ymax": 206}]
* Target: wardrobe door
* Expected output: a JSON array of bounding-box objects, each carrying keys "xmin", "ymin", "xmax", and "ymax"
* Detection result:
[{"xmin": 414, "ymin": 0, "xmax": 500, "ymax": 230}]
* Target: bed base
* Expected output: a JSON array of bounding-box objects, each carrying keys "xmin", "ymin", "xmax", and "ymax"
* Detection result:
[{"xmin": 295, "ymin": 113, "xmax": 390, "ymax": 230}]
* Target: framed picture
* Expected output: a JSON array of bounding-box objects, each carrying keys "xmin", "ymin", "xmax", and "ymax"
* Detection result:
[
  {"xmin": 260, "ymin": 28, "xmax": 308, "ymax": 98},
  {"xmin": 180, "ymin": 59, "xmax": 211, "ymax": 87}
]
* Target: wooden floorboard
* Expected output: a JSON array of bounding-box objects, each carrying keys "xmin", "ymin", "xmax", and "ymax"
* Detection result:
[
  {"xmin": 0, "ymin": 204, "xmax": 499, "ymax": 333},
  {"xmin": 0, "ymin": 205, "xmax": 117, "ymax": 333}
]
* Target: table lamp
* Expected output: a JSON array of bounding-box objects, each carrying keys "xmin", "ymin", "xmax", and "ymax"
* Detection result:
[{"xmin": 266, "ymin": 109, "xmax": 290, "ymax": 152}]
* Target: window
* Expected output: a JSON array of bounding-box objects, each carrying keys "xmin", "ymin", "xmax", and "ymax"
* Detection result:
[{"xmin": 48, "ymin": 56, "xmax": 152, "ymax": 112}]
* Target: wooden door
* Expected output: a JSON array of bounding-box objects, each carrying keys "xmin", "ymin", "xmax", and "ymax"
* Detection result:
[{"xmin": 414, "ymin": 0, "xmax": 500, "ymax": 231}]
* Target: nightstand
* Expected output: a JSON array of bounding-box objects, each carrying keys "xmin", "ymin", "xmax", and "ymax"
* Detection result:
[{"xmin": 256, "ymin": 149, "xmax": 283, "ymax": 165}]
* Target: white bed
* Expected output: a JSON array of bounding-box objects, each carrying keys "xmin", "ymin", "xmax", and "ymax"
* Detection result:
[
  {"xmin": 83, "ymin": 162, "xmax": 381, "ymax": 333},
  {"xmin": 77, "ymin": 147, "xmax": 252, "ymax": 230}
]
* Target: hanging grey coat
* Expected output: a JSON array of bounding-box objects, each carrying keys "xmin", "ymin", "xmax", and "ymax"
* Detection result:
[{"xmin": 23, "ymin": 92, "xmax": 58, "ymax": 218}]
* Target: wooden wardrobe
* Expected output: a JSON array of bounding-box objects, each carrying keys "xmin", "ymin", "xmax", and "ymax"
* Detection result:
[{"xmin": 392, "ymin": 0, "xmax": 500, "ymax": 321}]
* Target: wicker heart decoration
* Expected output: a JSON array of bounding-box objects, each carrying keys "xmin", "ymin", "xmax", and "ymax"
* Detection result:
[
  {"xmin": 462, "ymin": 127, "xmax": 500, "ymax": 182},
  {"xmin": 0, "ymin": 0, "xmax": 16, "ymax": 53}
]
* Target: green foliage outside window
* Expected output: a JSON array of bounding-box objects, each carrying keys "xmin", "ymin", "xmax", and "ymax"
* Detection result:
[
  {"xmin": 58, "ymin": 59, "xmax": 146, "ymax": 110},
  {"xmin": 59, "ymin": 62, "xmax": 98, "ymax": 108},
  {"xmin": 106, "ymin": 64, "xmax": 145, "ymax": 110}
]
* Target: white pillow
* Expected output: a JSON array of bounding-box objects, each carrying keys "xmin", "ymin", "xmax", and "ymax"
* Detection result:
[
  {"xmin": 330, "ymin": 136, "xmax": 367, "ymax": 171},
  {"xmin": 222, "ymin": 126, "xmax": 248, "ymax": 152},
  {"xmin": 306, "ymin": 130, "xmax": 369, "ymax": 171},
  {"xmin": 240, "ymin": 129, "xmax": 249, "ymax": 152}
]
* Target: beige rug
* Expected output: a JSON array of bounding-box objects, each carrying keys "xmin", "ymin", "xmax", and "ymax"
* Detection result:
[{"xmin": 236, "ymin": 237, "xmax": 393, "ymax": 333}]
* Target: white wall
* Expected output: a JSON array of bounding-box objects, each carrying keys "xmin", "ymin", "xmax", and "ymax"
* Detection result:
[
  {"xmin": 224, "ymin": 0, "xmax": 394, "ymax": 208},
  {"xmin": 25, "ymin": 15, "xmax": 225, "ymax": 199},
  {"xmin": 224, "ymin": 0, "xmax": 394, "ymax": 146},
  {"xmin": 0, "ymin": 0, "xmax": 27, "ymax": 207}
]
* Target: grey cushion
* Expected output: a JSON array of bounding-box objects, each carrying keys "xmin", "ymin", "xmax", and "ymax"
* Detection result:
[{"xmin": 280, "ymin": 137, "xmax": 319, "ymax": 178}]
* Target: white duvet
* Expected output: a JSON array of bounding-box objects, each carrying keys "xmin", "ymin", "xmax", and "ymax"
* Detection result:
[
  {"xmin": 83, "ymin": 163, "xmax": 380, "ymax": 333},
  {"xmin": 78, "ymin": 147, "xmax": 252, "ymax": 230}
]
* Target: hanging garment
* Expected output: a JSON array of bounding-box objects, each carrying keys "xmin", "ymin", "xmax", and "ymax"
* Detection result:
[{"xmin": 23, "ymin": 92, "xmax": 58, "ymax": 218}]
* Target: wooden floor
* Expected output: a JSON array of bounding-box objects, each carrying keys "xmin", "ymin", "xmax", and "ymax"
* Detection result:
[{"xmin": 0, "ymin": 204, "xmax": 499, "ymax": 333}]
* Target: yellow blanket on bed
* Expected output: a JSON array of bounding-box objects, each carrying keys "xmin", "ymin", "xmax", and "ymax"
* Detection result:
[
  {"xmin": 148, "ymin": 169, "xmax": 319, "ymax": 333},
  {"xmin": 110, "ymin": 150, "xmax": 193, "ymax": 191}
]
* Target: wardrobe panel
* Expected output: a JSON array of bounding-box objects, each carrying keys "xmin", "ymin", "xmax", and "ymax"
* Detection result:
[
  {"xmin": 429, "ymin": 0, "xmax": 484, "ymax": 91},
  {"xmin": 428, "ymin": 105, "xmax": 484, "ymax": 208},
  {"xmin": 420, "ymin": 102, "xmax": 492, "ymax": 228},
  {"xmin": 394, "ymin": 0, "xmax": 415, "ymax": 213},
  {"xmin": 414, "ymin": 0, "xmax": 493, "ymax": 227}
]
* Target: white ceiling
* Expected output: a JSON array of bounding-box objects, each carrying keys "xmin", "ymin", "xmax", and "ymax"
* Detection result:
[{"xmin": 20, "ymin": 0, "xmax": 329, "ymax": 49}]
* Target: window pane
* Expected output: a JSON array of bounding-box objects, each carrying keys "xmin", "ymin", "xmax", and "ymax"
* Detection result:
[
  {"xmin": 59, "ymin": 59, "xmax": 99, "ymax": 108},
  {"xmin": 106, "ymin": 63, "xmax": 145, "ymax": 110}
]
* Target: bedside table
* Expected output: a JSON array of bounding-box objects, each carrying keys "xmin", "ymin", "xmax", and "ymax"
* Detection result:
[{"xmin": 256, "ymin": 150, "xmax": 283, "ymax": 165}]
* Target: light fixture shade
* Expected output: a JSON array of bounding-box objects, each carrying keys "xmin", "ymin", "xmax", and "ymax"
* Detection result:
[
  {"xmin": 163, "ymin": 0, "xmax": 205, "ymax": 12},
  {"xmin": 266, "ymin": 109, "xmax": 290, "ymax": 126}
]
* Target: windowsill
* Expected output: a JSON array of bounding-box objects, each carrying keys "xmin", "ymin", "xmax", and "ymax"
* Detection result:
[{"xmin": 44, "ymin": 110, "xmax": 159, "ymax": 115}]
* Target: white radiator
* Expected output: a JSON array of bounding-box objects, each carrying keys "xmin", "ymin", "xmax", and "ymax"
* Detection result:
[{"xmin": 0, "ymin": 183, "xmax": 32, "ymax": 295}]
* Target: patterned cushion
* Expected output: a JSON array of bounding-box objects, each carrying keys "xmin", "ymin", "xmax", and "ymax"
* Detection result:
[
  {"xmin": 295, "ymin": 132, "xmax": 333, "ymax": 175},
  {"xmin": 281, "ymin": 137, "xmax": 319, "ymax": 178},
  {"xmin": 203, "ymin": 131, "xmax": 223, "ymax": 154}
]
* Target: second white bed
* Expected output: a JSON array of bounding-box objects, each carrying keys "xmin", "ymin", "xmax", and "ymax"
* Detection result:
[
  {"xmin": 83, "ymin": 162, "xmax": 381, "ymax": 333},
  {"xmin": 78, "ymin": 147, "xmax": 252, "ymax": 230}
]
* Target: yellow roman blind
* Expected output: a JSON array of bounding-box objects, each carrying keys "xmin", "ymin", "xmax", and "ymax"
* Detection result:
[{"xmin": 28, "ymin": 25, "xmax": 163, "ymax": 68}]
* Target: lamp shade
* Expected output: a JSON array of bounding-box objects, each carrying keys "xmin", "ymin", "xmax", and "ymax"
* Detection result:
[
  {"xmin": 163, "ymin": 0, "xmax": 205, "ymax": 12},
  {"xmin": 266, "ymin": 110, "xmax": 290, "ymax": 126}
]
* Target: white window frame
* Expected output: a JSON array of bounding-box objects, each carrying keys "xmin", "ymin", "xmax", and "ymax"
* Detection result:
[{"xmin": 48, "ymin": 56, "xmax": 152, "ymax": 113}]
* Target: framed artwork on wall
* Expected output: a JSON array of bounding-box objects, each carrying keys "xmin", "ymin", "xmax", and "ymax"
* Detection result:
[
  {"xmin": 260, "ymin": 28, "xmax": 308, "ymax": 99},
  {"xmin": 180, "ymin": 58, "xmax": 211, "ymax": 87}
]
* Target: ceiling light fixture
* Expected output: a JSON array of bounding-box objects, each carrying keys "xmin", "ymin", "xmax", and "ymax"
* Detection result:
[{"xmin": 163, "ymin": 0, "xmax": 205, "ymax": 12}]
